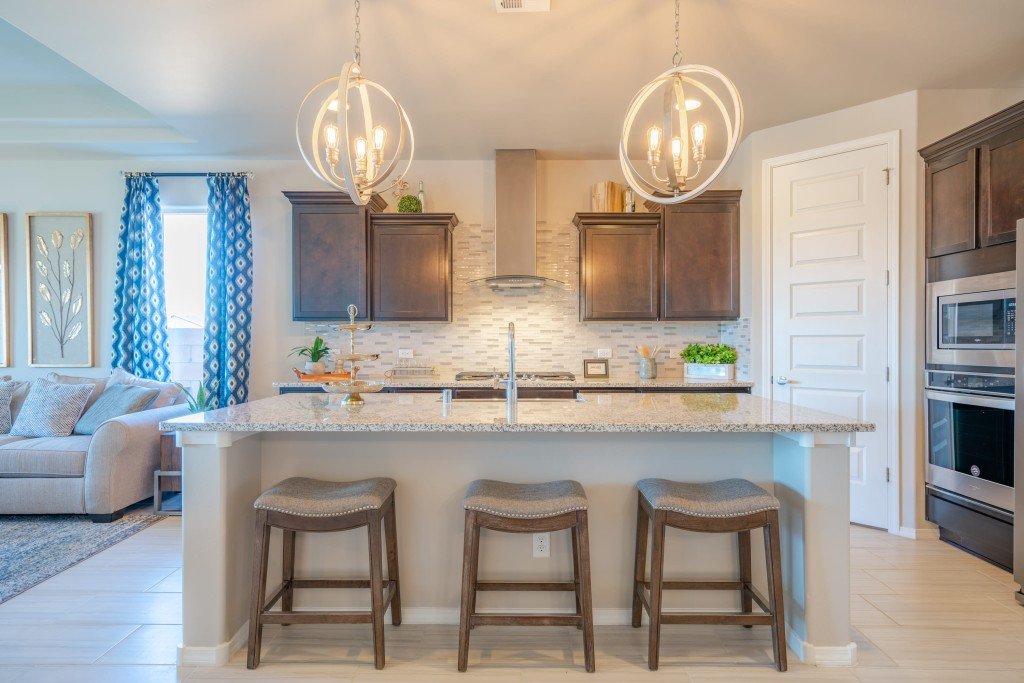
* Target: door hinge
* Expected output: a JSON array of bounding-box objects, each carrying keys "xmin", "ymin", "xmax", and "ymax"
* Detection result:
[
  {"xmin": 883, "ymin": 168, "xmax": 891, "ymax": 185},
  {"xmin": 885, "ymin": 270, "xmax": 890, "ymax": 286},
  {"xmin": 886, "ymin": 467, "xmax": 891, "ymax": 483},
  {"xmin": 886, "ymin": 366, "xmax": 891, "ymax": 382}
]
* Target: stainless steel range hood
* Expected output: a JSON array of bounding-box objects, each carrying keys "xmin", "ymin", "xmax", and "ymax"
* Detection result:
[{"xmin": 476, "ymin": 149, "xmax": 561, "ymax": 290}]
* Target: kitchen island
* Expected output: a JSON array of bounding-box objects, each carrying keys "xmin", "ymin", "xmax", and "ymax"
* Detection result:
[{"xmin": 163, "ymin": 392, "xmax": 873, "ymax": 667}]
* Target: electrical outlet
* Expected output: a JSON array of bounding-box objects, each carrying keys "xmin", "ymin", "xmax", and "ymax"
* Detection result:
[
  {"xmin": 397, "ymin": 348, "xmax": 414, "ymax": 359},
  {"xmin": 596, "ymin": 348, "xmax": 612, "ymax": 359},
  {"xmin": 533, "ymin": 532, "xmax": 550, "ymax": 558}
]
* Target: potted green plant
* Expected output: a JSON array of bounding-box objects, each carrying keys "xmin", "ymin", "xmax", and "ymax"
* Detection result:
[
  {"xmin": 174, "ymin": 383, "xmax": 217, "ymax": 413},
  {"xmin": 289, "ymin": 336, "xmax": 331, "ymax": 375},
  {"xmin": 397, "ymin": 194, "xmax": 423, "ymax": 213},
  {"xmin": 680, "ymin": 343, "xmax": 738, "ymax": 381}
]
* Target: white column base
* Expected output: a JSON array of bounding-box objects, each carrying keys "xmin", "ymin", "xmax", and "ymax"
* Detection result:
[
  {"xmin": 787, "ymin": 631, "xmax": 858, "ymax": 666},
  {"xmin": 178, "ymin": 621, "xmax": 249, "ymax": 666}
]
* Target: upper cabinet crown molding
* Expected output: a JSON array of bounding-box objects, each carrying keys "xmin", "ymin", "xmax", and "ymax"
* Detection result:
[
  {"xmin": 370, "ymin": 213, "xmax": 459, "ymax": 230},
  {"xmin": 283, "ymin": 190, "xmax": 388, "ymax": 212},
  {"xmin": 920, "ymin": 100, "xmax": 1024, "ymax": 161}
]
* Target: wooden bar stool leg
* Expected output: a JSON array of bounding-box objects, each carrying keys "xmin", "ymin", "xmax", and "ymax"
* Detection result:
[
  {"xmin": 571, "ymin": 525, "xmax": 583, "ymax": 630},
  {"xmin": 383, "ymin": 496, "xmax": 402, "ymax": 626},
  {"xmin": 647, "ymin": 510, "xmax": 667, "ymax": 671},
  {"xmin": 764, "ymin": 510, "xmax": 787, "ymax": 672},
  {"xmin": 457, "ymin": 511, "xmax": 480, "ymax": 672},
  {"xmin": 575, "ymin": 511, "xmax": 596, "ymax": 673},
  {"xmin": 367, "ymin": 511, "xmax": 387, "ymax": 670},
  {"xmin": 246, "ymin": 510, "xmax": 271, "ymax": 669},
  {"xmin": 631, "ymin": 494, "xmax": 649, "ymax": 628},
  {"xmin": 738, "ymin": 529, "xmax": 753, "ymax": 628},
  {"xmin": 281, "ymin": 529, "xmax": 296, "ymax": 624},
  {"xmin": 467, "ymin": 519, "xmax": 480, "ymax": 631}
]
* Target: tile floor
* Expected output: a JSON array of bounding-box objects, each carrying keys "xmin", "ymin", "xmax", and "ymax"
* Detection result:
[{"xmin": 0, "ymin": 518, "xmax": 1022, "ymax": 681}]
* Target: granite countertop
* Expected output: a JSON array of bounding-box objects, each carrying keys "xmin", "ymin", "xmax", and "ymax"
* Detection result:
[
  {"xmin": 162, "ymin": 392, "xmax": 874, "ymax": 434},
  {"xmin": 272, "ymin": 376, "xmax": 755, "ymax": 390}
]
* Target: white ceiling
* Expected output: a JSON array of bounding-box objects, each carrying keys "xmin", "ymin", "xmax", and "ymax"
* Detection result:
[{"xmin": 1, "ymin": 0, "xmax": 1023, "ymax": 160}]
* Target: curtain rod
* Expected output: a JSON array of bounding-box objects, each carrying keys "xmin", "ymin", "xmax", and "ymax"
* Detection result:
[{"xmin": 119, "ymin": 171, "xmax": 254, "ymax": 179}]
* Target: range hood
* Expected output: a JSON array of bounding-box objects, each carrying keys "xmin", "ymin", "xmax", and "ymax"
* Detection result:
[{"xmin": 477, "ymin": 149, "xmax": 562, "ymax": 290}]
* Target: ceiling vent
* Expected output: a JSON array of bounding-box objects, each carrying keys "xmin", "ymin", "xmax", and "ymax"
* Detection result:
[{"xmin": 494, "ymin": 0, "xmax": 550, "ymax": 13}]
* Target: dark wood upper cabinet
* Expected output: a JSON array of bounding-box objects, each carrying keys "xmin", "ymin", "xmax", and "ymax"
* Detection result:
[
  {"xmin": 370, "ymin": 214, "xmax": 458, "ymax": 322},
  {"xmin": 660, "ymin": 190, "xmax": 741, "ymax": 320},
  {"xmin": 921, "ymin": 99, "xmax": 1024, "ymax": 275},
  {"xmin": 574, "ymin": 213, "xmax": 660, "ymax": 321},
  {"xmin": 925, "ymin": 148, "xmax": 977, "ymax": 257},
  {"xmin": 285, "ymin": 191, "xmax": 385, "ymax": 321}
]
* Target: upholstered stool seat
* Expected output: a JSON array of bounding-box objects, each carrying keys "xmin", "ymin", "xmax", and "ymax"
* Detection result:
[
  {"xmin": 632, "ymin": 478, "xmax": 787, "ymax": 672},
  {"xmin": 254, "ymin": 477, "xmax": 397, "ymax": 517},
  {"xmin": 458, "ymin": 479, "xmax": 595, "ymax": 673},
  {"xmin": 247, "ymin": 477, "xmax": 401, "ymax": 671},
  {"xmin": 463, "ymin": 479, "xmax": 588, "ymax": 518},
  {"xmin": 636, "ymin": 478, "xmax": 779, "ymax": 518}
]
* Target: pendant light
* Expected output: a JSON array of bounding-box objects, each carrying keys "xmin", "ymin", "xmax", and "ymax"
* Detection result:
[
  {"xmin": 296, "ymin": 0, "xmax": 414, "ymax": 205},
  {"xmin": 619, "ymin": 0, "xmax": 743, "ymax": 205}
]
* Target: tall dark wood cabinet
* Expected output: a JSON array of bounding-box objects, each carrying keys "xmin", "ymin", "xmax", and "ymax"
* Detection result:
[
  {"xmin": 285, "ymin": 191, "xmax": 385, "ymax": 321},
  {"xmin": 574, "ymin": 213, "xmax": 660, "ymax": 321},
  {"xmin": 660, "ymin": 190, "xmax": 741, "ymax": 320},
  {"xmin": 370, "ymin": 214, "xmax": 458, "ymax": 322},
  {"xmin": 922, "ymin": 100, "xmax": 1024, "ymax": 281}
]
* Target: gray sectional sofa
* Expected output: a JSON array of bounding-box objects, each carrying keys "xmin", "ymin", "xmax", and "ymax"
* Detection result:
[{"xmin": 0, "ymin": 373, "xmax": 190, "ymax": 521}]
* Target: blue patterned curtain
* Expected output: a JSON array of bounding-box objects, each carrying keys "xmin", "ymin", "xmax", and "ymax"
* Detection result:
[
  {"xmin": 111, "ymin": 176, "xmax": 170, "ymax": 380},
  {"xmin": 203, "ymin": 175, "xmax": 253, "ymax": 407}
]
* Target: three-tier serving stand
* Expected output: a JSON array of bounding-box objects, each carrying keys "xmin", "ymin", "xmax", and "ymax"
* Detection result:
[{"xmin": 322, "ymin": 304, "xmax": 385, "ymax": 405}]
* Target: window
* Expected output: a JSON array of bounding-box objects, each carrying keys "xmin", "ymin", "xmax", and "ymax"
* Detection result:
[{"xmin": 163, "ymin": 212, "xmax": 207, "ymax": 392}]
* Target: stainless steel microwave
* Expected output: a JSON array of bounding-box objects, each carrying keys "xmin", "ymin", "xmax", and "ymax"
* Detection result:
[{"xmin": 927, "ymin": 271, "xmax": 1016, "ymax": 369}]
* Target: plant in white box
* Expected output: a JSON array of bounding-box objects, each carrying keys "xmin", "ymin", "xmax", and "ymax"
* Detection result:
[{"xmin": 680, "ymin": 343, "xmax": 738, "ymax": 381}]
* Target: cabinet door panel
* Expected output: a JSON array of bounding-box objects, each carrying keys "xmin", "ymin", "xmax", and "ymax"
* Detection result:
[
  {"xmin": 581, "ymin": 225, "xmax": 659, "ymax": 321},
  {"xmin": 980, "ymin": 128, "xmax": 1024, "ymax": 247},
  {"xmin": 372, "ymin": 225, "xmax": 451, "ymax": 321},
  {"xmin": 926, "ymin": 149, "xmax": 977, "ymax": 257},
  {"xmin": 663, "ymin": 201, "xmax": 740, "ymax": 320},
  {"xmin": 292, "ymin": 207, "xmax": 368, "ymax": 320}
]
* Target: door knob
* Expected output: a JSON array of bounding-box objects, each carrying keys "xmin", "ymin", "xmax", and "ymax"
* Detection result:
[{"xmin": 776, "ymin": 376, "xmax": 789, "ymax": 385}]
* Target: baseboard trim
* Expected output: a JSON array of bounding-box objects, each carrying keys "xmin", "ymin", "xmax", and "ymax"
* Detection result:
[
  {"xmin": 787, "ymin": 631, "xmax": 857, "ymax": 666},
  {"xmin": 898, "ymin": 526, "xmax": 940, "ymax": 540},
  {"xmin": 178, "ymin": 620, "xmax": 248, "ymax": 666}
]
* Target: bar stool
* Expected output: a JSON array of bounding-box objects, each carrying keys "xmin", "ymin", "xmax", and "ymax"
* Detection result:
[
  {"xmin": 457, "ymin": 479, "xmax": 596, "ymax": 673},
  {"xmin": 246, "ymin": 477, "xmax": 401, "ymax": 670},
  {"xmin": 631, "ymin": 478, "xmax": 786, "ymax": 671}
]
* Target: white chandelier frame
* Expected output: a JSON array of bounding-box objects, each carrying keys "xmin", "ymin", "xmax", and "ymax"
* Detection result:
[
  {"xmin": 619, "ymin": 63, "xmax": 743, "ymax": 205},
  {"xmin": 296, "ymin": 61, "xmax": 414, "ymax": 206}
]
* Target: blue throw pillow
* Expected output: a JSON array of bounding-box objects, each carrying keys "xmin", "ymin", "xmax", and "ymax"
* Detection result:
[{"xmin": 74, "ymin": 383, "xmax": 160, "ymax": 435}]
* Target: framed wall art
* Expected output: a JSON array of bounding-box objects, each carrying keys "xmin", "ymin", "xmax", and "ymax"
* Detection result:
[
  {"xmin": 0, "ymin": 213, "xmax": 8, "ymax": 367},
  {"xmin": 26, "ymin": 212, "xmax": 94, "ymax": 367}
]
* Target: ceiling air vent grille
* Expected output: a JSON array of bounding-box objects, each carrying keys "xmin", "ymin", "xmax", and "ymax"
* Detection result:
[{"xmin": 494, "ymin": 0, "xmax": 550, "ymax": 13}]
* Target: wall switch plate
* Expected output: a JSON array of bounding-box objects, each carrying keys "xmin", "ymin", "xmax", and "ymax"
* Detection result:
[
  {"xmin": 397, "ymin": 348, "xmax": 414, "ymax": 359},
  {"xmin": 596, "ymin": 348, "xmax": 612, "ymax": 359},
  {"xmin": 533, "ymin": 532, "xmax": 550, "ymax": 558}
]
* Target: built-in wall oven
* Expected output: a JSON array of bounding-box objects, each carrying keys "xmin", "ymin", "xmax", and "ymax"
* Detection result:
[{"xmin": 927, "ymin": 271, "xmax": 1016, "ymax": 370}]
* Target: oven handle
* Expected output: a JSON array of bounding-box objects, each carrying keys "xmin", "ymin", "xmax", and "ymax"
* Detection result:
[{"xmin": 924, "ymin": 389, "xmax": 1014, "ymax": 411}]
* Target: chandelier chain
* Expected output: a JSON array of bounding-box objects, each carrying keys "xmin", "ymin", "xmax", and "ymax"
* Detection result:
[
  {"xmin": 353, "ymin": 0, "xmax": 362, "ymax": 65},
  {"xmin": 672, "ymin": 0, "xmax": 682, "ymax": 66}
]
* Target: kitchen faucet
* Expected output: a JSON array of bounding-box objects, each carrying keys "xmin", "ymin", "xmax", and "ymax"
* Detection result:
[{"xmin": 493, "ymin": 322, "xmax": 517, "ymax": 422}]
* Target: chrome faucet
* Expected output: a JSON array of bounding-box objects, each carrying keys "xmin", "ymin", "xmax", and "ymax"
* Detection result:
[{"xmin": 495, "ymin": 322, "xmax": 517, "ymax": 422}]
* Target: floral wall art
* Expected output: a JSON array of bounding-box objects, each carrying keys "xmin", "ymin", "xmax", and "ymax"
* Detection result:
[
  {"xmin": 26, "ymin": 212, "xmax": 93, "ymax": 367},
  {"xmin": 0, "ymin": 213, "xmax": 8, "ymax": 367}
]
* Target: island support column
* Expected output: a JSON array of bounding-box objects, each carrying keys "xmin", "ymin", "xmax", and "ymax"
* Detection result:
[
  {"xmin": 773, "ymin": 432, "xmax": 855, "ymax": 666},
  {"xmin": 177, "ymin": 431, "xmax": 262, "ymax": 666}
]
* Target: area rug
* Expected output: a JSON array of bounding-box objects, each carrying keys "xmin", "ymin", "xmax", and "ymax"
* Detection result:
[{"xmin": 0, "ymin": 506, "xmax": 163, "ymax": 603}]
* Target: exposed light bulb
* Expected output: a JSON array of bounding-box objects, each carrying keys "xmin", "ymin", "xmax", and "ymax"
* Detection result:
[
  {"xmin": 671, "ymin": 136, "xmax": 682, "ymax": 161},
  {"xmin": 354, "ymin": 136, "xmax": 367, "ymax": 160},
  {"xmin": 691, "ymin": 122, "xmax": 707, "ymax": 162},
  {"xmin": 324, "ymin": 124, "xmax": 340, "ymax": 150},
  {"xmin": 372, "ymin": 125, "xmax": 387, "ymax": 151},
  {"xmin": 646, "ymin": 125, "xmax": 663, "ymax": 153}
]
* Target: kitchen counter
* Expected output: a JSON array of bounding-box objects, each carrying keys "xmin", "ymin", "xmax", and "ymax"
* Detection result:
[
  {"xmin": 273, "ymin": 375, "xmax": 755, "ymax": 391},
  {"xmin": 167, "ymin": 392, "xmax": 867, "ymax": 668},
  {"xmin": 163, "ymin": 391, "xmax": 870, "ymax": 434}
]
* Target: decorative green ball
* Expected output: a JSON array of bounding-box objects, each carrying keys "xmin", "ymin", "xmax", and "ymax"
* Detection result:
[{"xmin": 397, "ymin": 195, "xmax": 422, "ymax": 213}]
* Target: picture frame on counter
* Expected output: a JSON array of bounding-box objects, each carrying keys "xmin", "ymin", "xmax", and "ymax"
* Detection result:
[
  {"xmin": 582, "ymin": 358, "xmax": 609, "ymax": 379},
  {"xmin": 26, "ymin": 212, "xmax": 94, "ymax": 368}
]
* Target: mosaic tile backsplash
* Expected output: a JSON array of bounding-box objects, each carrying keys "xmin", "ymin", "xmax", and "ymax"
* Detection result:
[{"xmin": 308, "ymin": 219, "xmax": 751, "ymax": 380}]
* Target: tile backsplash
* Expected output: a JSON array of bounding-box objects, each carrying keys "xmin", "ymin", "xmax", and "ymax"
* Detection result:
[{"xmin": 309, "ymin": 219, "xmax": 750, "ymax": 380}]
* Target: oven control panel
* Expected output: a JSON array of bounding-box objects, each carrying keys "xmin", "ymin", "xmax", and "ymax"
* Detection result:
[{"xmin": 926, "ymin": 371, "xmax": 1015, "ymax": 397}]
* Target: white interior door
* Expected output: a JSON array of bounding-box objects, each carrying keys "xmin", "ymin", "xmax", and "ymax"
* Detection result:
[{"xmin": 769, "ymin": 143, "xmax": 892, "ymax": 529}]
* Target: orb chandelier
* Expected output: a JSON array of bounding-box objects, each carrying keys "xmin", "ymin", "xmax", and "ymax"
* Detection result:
[
  {"xmin": 619, "ymin": 0, "xmax": 743, "ymax": 205},
  {"xmin": 296, "ymin": 0, "xmax": 414, "ymax": 205}
]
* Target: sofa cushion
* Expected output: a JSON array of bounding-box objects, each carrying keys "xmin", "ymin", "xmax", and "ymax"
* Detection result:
[
  {"xmin": 10, "ymin": 378, "xmax": 93, "ymax": 438},
  {"xmin": 0, "ymin": 435, "xmax": 91, "ymax": 477},
  {"xmin": 0, "ymin": 381, "xmax": 24, "ymax": 434},
  {"xmin": 46, "ymin": 372, "xmax": 107, "ymax": 410},
  {"xmin": 9, "ymin": 381, "xmax": 31, "ymax": 424},
  {"xmin": 74, "ymin": 384, "xmax": 159, "ymax": 435},
  {"xmin": 109, "ymin": 368, "xmax": 182, "ymax": 408}
]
